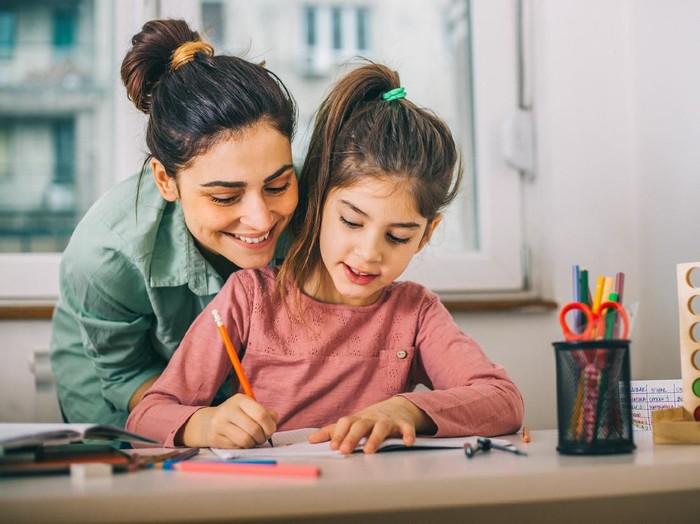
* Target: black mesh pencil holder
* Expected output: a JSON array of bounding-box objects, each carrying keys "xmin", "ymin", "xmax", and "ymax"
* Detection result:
[{"xmin": 553, "ymin": 340, "xmax": 635, "ymax": 455}]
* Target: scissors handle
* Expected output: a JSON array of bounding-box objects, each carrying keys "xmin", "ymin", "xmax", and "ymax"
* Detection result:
[
  {"xmin": 597, "ymin": 301, "xmax": 630, "ymax": 339},
  {"xmin": 559, "ymin": 302, "xmax": 595, "ymax": 341},
  {"xmin": 559, "ymin": 301, "xmax": 630, "ymax": 341}
]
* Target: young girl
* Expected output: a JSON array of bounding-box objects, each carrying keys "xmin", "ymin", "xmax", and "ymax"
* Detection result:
[{"xmin": 127, "ymin": 63, "xmax": 524, "ymax": 454}]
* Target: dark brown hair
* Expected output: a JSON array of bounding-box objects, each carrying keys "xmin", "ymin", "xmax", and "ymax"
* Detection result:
[
  {"xmin": 278, "ymin": 61, "xmax": 462, "ymax": 303},
  {"xmin": 121, "ymin": 19, "xmax": 296, "ymax": 178}
]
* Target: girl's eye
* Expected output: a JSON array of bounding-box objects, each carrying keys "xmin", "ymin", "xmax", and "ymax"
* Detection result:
[
  {"xmin": 266, "ymin": 182, "xmax": 291, "ymax": 195},
  {"xmin": 387, "ymin": 233, "xmax": 412, "ymax": 245},
  {"xmin": 210, "ymin": 195, "xmax": 240, "ymax": 205},
  {"xmin": 340, "ymin": 216, "xmax": 360, "ymax": 228}
]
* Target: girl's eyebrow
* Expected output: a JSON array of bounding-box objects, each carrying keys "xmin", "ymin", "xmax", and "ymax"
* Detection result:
[
  {"xmin": 200, "ymin": 164, "xmax": 294, "ymax": 188},
  {"xmin": 339, "ymin": 199, "xmax": 422, "ymax": 229}
]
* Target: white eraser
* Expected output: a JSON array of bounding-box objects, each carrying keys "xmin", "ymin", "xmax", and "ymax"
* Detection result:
[{"xmin": 70, "ymin": 463, "xmax": 113, "ymax": 485}]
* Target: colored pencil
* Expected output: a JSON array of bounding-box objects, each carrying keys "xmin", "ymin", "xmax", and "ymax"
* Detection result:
[{"xmin": 212, "ymin": 309, "xmax": 274, "ymax": 447}]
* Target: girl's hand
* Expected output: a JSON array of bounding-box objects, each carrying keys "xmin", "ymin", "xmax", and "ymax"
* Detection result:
[
  {"xmin": 178, "ymin": 394, "xmax": 278, "ymax": 448},
  {"xmin": 308, "ymin": 396, "xmax": 437, "ymax": 454}
]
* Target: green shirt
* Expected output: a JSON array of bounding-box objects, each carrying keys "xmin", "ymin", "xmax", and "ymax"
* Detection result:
[{"xmin": 50, "ymin": 173, "xmax": 228, "ymax": 425}]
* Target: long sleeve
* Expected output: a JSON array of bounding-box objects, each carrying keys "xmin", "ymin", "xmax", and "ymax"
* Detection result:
[
  {"xmin": 126, "ymin": 274, "xmax": 253, "ymax": 446},
  {"xmin": 399, "ymin": 293, "xmax": 524, "ymax": 437}
]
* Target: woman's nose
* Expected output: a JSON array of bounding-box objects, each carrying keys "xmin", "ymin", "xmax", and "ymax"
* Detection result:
[{"xmin": 238, "ymin": 194, "xmax": 273, "ymax": 231}]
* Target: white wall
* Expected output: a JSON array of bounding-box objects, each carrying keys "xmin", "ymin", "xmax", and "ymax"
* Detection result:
[
  {"xmin": 2, "ymin": 0, "xmax": 699, "ymax": 430},
  {"xmin": 450, "ymin": 0, "xmax": 700, "ymax": 430}
]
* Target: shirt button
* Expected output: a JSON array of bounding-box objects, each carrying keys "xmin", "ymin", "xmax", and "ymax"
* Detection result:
[{"xmin": 396, "ymin": 350, "xmax": 407, "ymax": 359}]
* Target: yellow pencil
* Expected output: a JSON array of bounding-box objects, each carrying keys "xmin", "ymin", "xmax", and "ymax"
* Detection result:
[{"xmin": 592, "ymin": 276, "xmax": 605, "ymax": 314}]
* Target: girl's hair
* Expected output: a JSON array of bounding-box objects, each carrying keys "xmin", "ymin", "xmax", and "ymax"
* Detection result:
[
  {"xmin": 278, "ymin": 61, "xmax": 462, "ymax": 301},
  {"xmin": 121, "ymin": 19, "xmax": 297, "ymax": 178}
]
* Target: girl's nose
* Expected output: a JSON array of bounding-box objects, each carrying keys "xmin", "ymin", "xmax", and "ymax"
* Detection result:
[{"xmin": 354, "ymin": 234, "xmax": 383, "ymax": 263}]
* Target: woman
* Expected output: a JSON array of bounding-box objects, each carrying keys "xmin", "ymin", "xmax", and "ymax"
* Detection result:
[{"xmin": 50, "ymin": 19, "xmax": 298, "ymax": 426}]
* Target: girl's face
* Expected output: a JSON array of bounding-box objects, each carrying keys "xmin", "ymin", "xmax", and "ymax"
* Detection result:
[
  {"xmin": 310, "ymin": 177, "xmax": 441, "ymax": 306},
  {"xmin": 152, "ymin": 122, "xmax": 297, "ymax": 269}
]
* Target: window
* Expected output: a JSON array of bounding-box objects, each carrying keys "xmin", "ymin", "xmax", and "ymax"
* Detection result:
[
  {"xmin": 0, "ymin": 0, "xmax": 527, "ymax": 299},
  {"xmin": 53, "ymin": 4, "xmax": 78, "ymax": 52},
  {"xmin": 202, "ymin": 2, "xmax": 226, "ymax": 48},
  {"xmin": 0, "ymin": 8, "xmax": 17, "ymax": 60},
  {"xmin": 301, "ymin": 4, "xmax": 371, "ymax": 77}
]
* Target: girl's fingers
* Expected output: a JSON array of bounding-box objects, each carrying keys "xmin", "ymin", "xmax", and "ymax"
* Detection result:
[
  {"xmin": 337, "ymin": 419, "xmax": 374, "ymax": 454},
  {"xmin": 360, "ymin": 420, "xmax": 395, "ymax": 454},
  {"xmin": 330, "ymin": 416, "xmax": 355, "ymax": 450},
  {"xmin": 212, "ymin": 395, "xmax": 277, "ymax": 448},
  {"xmin": 308, "ymin": 425, "xmax": 334, "ymax": 443}
]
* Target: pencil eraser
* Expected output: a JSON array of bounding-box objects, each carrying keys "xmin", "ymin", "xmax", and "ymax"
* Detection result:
[{"xmin": 70, "ymin": 463, "xmax": 113, "ymax": 486}]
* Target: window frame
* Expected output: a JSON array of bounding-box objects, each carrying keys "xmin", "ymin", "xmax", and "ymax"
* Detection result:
[
  {"xmin": 401, "ymin": 0, "xmax": 526, "ymax": 293},
  {"xmin": 0, "ymin": 0, "xmax": 528, "ymax": 301}
]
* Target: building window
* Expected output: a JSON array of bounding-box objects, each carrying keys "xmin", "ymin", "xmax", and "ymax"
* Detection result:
[
  {"xmin": 53, "ymin": 4, "xmax": 78, "ymax": 51},
  {"xmin": 301, "ymin": 4, "xmax": 372, "ymax": 77},
  {"xmin": 0, "ymin": 9, "xmax": 17, "ymax": 60}
]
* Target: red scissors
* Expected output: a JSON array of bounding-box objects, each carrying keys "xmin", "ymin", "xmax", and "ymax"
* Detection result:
[{"xmin": 559, "ymin": 301, "xmax": 629, "ymax": 341}]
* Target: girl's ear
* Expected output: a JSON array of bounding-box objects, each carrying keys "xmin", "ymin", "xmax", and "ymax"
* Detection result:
[
  {"xmin": 151, "ymin": 158, "xmax": 179, "ymax": 202},
  {"xmin": 417, "ymin": 215, "xmax": 443, "ymax": 252}
]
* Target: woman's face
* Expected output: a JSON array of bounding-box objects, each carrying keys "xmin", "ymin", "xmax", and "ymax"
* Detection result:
[{"xmin": 152, "ymin": 122, "xmax": 298, "ymax": 269}]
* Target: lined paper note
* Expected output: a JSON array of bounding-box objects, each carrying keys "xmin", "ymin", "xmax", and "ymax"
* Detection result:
[{"xmin": 631, "ymin": 379, "xmax": 683, "ymax": 431}]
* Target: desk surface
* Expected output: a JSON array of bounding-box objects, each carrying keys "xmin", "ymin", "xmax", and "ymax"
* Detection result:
[{"xmin": 2, "ymin": 430, "xmax": 700, "ymax": 524}]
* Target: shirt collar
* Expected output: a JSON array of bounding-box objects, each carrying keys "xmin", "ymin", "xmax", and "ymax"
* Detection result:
[{"xmin": 149, "ymin": 201, "xmax": 224, "ymax": 295}]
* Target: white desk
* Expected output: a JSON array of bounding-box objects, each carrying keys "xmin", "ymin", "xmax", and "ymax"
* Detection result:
[{"xmin": 2, "ymin": 430, "xmax": 699, "ymax": 524}]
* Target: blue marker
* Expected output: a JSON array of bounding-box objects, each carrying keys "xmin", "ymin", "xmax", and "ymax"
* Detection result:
[{"xmin": 228, "ymin": 459, "xmax": 277, "ymax": 465}]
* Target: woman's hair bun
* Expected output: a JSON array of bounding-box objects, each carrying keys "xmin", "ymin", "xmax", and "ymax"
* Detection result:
[{"xmin": 121, "ymin": 19, "xmax": 202, "ymax": 114}]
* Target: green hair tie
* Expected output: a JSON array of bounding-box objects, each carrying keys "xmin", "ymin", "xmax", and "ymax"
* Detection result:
[{"xmin": 382, "ymin": 87, "xmax": 406, "ymax": 102}]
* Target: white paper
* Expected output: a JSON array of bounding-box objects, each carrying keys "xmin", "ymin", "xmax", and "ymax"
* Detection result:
[{"xmin": 211, "ymin": 428, "xmax": 514, "ymax": 460}]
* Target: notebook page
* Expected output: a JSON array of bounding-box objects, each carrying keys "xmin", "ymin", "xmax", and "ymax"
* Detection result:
[{"xmin": 211, "ymin": 430, "xmax": 512, "ymax": 460}]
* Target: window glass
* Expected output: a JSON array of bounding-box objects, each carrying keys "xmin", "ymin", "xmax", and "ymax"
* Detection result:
[
  {"xmin": 224, "ymin": 0, "xmax": 478, "ymax": 254},
  {"xmin": 0, "ymin": 9, "xmax": 17, "ymax": 60},
  {"xmin": 0, "ymin": 0, "xmax": 524, "ymax": 296},
  {"xmin": 0, "ymin": 0, "xmax": 105, "ymax": 254}
]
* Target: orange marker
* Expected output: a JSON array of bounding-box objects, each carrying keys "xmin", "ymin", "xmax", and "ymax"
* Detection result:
[
  {"xmin": 164, "ymin": 461, "xmax": 320, "ymax": 478},
  {"xmin": 522, "ymin": 426, "xmax": 531, "ymax": 443},
  {"xmin": 212, "ymin": 309, "xmax": 273, "ymax": 447}
]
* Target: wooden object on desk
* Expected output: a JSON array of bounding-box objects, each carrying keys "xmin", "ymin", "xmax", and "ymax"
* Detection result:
[
  {"xmin": 654, "ymin": 263, "xmax": 700, "ymax": 444},
  {"xmin": 652, "ymin": 406, "xmax": 700, "ymax": 444}
]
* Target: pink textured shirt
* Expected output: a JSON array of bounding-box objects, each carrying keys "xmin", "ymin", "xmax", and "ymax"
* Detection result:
[{"xmin": 127, "ymin": 267, "xmax": 524, "ymax": 446}]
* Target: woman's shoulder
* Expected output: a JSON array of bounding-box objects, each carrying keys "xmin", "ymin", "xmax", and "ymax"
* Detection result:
[
  {"xmin": 69, "ymin": 173, "xmax": 169, "ymax": 248},
  {"xmin": 61, "ymin": 173, "xmax": 172, "ymax": 277},
  {"xmin": 80, "ymin": 173, "xmax": 164, "ymax": 230}
]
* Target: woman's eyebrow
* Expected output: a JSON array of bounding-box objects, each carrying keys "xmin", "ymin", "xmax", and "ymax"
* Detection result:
[
  {"xmin": 340, "ymin": 199, "xmax": 421, "ymax": 229},
  {"xmin": 200, "ymin": 164, "xmax": 294, "ymax": 188}
]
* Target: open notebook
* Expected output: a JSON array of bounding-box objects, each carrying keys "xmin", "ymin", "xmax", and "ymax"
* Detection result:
[{"xmin": 212, "ymin": 428, "xmax": 513, "ymax": 460}]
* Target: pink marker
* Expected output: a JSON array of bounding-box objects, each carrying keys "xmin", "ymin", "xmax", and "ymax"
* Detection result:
[{"xmin": 164, "ymin": 461, "xmax": 320, "ymax": 478}]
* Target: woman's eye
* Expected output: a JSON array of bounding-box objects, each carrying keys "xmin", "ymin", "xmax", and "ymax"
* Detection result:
[
  {"xmin": 339, "ymin": 216, "xmax": 360, "ymax": 229},
  {"xmin": 210, "ymin": 195, "xmax": 240, "ymax": 205},
  {"xmin": 266, "ymin": 182, "xmax": 291, "ymax": 195},
  {"xmin": 387, "ymin": 234, "xmax": 412, "ymax": 245}
]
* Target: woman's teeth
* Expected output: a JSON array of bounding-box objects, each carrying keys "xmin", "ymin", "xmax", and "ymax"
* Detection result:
[{"xmin": 233, "ymin": 231, "xmax": 270, "ymax": 244}]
